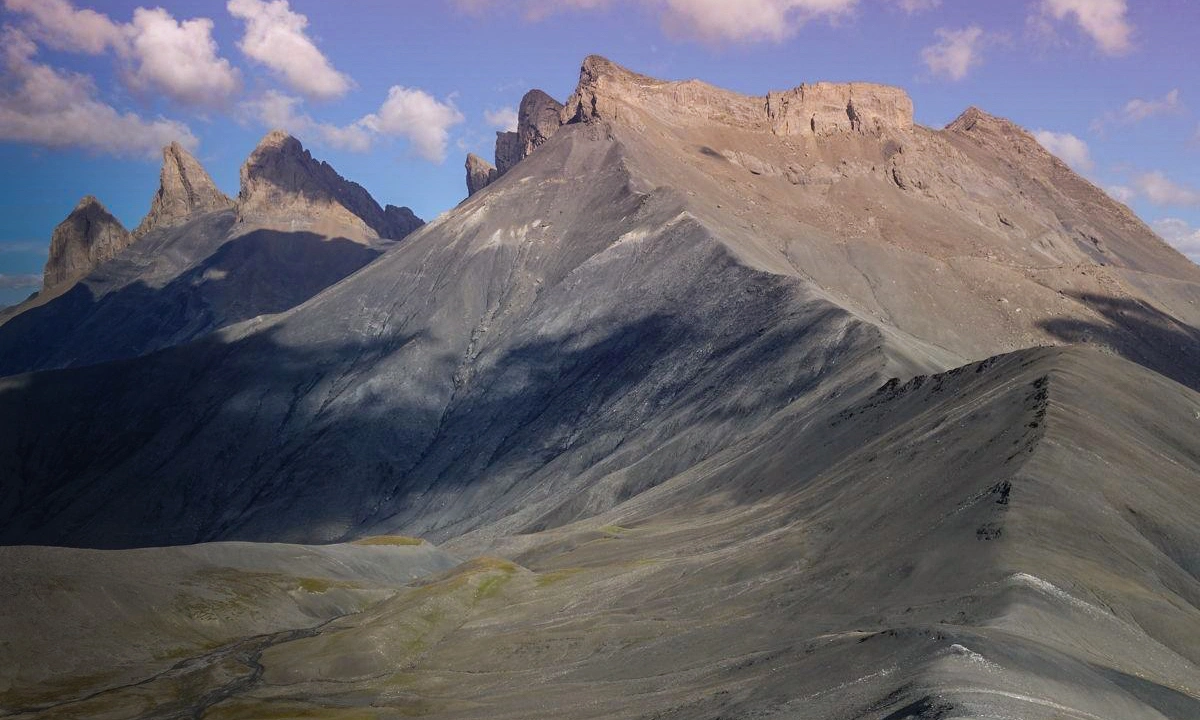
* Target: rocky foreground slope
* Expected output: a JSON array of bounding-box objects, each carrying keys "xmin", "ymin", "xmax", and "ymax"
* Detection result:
[{"xmin": 1, "ymin": 56, "xmax": 1199, "ymax": 719}]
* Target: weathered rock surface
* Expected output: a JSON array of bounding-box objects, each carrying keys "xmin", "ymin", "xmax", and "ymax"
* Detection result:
[
  {"xmin": 237, "ymin": 130, "xmax": 422, "ymax": 241},
  {"xmin": 132, "ymin": 142, "xmax": 233, "ymax": 238},
  {"xmin": 467, "ymin": 90, "xmax": 566, "ymax": 195},
  {"xmin": 465, "ymin": 152, "xmax": 498, "ymax": 196},
  {"xmin": 42, "ymin": 196, "xmax": 134, "ymax": 292}
]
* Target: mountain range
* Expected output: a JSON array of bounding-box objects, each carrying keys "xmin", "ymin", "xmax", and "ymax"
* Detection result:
[{"xmin": 1, "ymin": 56, "xmax": 1198, "ymax": 720}]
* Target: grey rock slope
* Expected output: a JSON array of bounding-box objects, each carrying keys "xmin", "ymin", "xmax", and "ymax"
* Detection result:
[
  {"xmin": 41, "ymin": 196, "xmax": 134, "ymax": 293},
  {"xmin": 2, "ymin": 57, "xmax": 1198, "ymax": 549},
  {"xmin": 0, "ymin": 132, "xmax": 423, "ymax": 376}
]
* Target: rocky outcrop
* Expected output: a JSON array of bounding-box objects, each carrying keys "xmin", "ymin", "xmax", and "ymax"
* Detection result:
[
  {"xmin": 384, "ymin": 204, "xmax": 423, "ymax": 237},
  {"xmin": 466, "ymin": 90, "xmax": 567, "ymax": 196},
  {"xmin": 466, "ymin": 153, "xmax": 498, "ymax": 196},
  {"xmin": 494, "ymin": 131, "xmax": 522, "ymax": 176},
  {"xmin": 238, "ymin": 130, "xmax": 422, "ymax": 241},
  {"xmin": 133, "ymin": 142, "xmax": 233, "ymax": 238},
  {"xmin": 766, "ymin": 82, "xmax": 913, "ymax": 137},
  {"xmin": 563, "ymin": 54, "xmax": 913, "ymax": 138},
  {"xmin": 43, "ymin": 196, "xmax": 134, "ymax": 291},
  {"xmin": 517, "ymin": 90, "xmax": 565, "ymax": 159}
]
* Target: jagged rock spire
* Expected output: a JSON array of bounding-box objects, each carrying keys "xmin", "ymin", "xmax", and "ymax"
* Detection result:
[
  {"xmin": 43, "ymin": 196, "xmax": 133, "ymax": 292},
  {"xmin": 133, "ymin": 142, "xmax": 233, "ymax": 238},
  {"xmin": 237, "ymin": 130, "xmax": 422, "ymax": 241}
]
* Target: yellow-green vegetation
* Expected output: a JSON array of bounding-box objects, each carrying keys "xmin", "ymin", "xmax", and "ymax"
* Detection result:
[
  {"xmin": 203, "ymin": 699, "xmax": 380, "ymax": 719},
  {"xmin": 297, "ymin": 577, "xmax": 332, "ymax": 593},
  {"xmin": 536, "ymin": 567, "xmax": 586, "ymax": 587},
  {"xmin": 474, "ymin": 573, "xmax": 512, "ymax": 600},
  {"xmin": 351, "ymin": 535, "xmax": 425, "ymax": 546},
  {"xmin": 600, "ymin": 524, "xmax": 629, "ymax": 535}
]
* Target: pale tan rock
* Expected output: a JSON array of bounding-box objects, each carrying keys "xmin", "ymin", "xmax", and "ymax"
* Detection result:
[
  {"xmin": 132, "ymin": 142, "xmax": 233, "ymax": 238},
  {"xmin": 42, "ymin": 196, "xmax": 134, "ymax": 292},
  {"xmin": 237, "ymin": 130, "xmax": 422, "ymax": 241}
]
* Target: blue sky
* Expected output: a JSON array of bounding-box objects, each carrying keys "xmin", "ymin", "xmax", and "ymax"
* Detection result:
[{"xmin": 1, "ymin": 0, "xmax": 1198, "ymax": 306}]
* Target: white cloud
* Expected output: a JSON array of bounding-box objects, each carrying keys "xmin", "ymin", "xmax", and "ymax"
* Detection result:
[
  {"xmin": 361, "ymin": 86, "xmax": 465, "ymax": 163},
  {"xmin": 1133, "ymin": 172, "xmax": 1200, "ymax": 207},
  {"xmin": 921, "ymin": 26, "xmax": 985, "ymax": 81},
  {"xmin": 227, "ymin": 0, "xmax": 352, "ymax": 100},
  {"xmin": 2, "ymin": 0, "xmax": 124, "ymax": 54},
  {"xmin": 1038, "ymin": 0, "xmax": 1132, "ymax": 55},
  {"xmin": 484, "ymin": 106, "xmax": 518, "ymax": 132},
  {"xmin": 5, "ymin": 0, "xmax": 240, "ymax": 107},
  {"xmin": 1033, "ymin": 130, "xmax": 1094, "ymax": 173},
  {"xmin": 242, "ymin": 90, "xmax": 372, "ymax": 152},
  {"xmin": 0, "ymin": 26, "xmax": 196, "ymax": 158},
  {"xmin": 1150, "ymin": 218, "xmax": 1200, "ymax": 263},
  {"xmin": 125, "ymin": 8, "xmax": 240, "ymax": 106}
]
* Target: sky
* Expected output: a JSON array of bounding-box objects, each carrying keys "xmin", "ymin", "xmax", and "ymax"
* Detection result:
[{"xmin": 1, "ymin": 0, "xmax": 1198, "ymax": 306}]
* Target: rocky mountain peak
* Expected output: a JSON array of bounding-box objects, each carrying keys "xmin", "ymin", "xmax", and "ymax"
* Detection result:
[
  {"xmin": 133, "ymin": 142, "xmax": 233, "ymax": 238},
  {"xmin": 237, "ymin": 130, "xmax": 422, "ymax": 241},
  {"xmin": 43, "ymin": 196, "xmax": 134, "ymax": 292}
]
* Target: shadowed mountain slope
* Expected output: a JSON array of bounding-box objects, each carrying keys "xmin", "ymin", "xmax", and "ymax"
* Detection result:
[{"xmin": 0, "ymin": 133, "xmax": 422, "ymax": 376}]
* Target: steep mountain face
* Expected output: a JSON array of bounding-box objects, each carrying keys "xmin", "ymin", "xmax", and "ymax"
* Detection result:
[
  {"xmin": 0, "ymin": 132, "xmax": 423, "ymax": 375},
  {"xmin": 238, "ymin": 130, "xmax": 422, "ymax": 241},
  {"xmin": 2, "ymin": 56, "xmax": 1200, "ymax": 720},
  {"xmin": 132, "ymin": 142, "xmax": 233, "ymax": 238},
  {"xmin": 41, "ymin": 196, "xmax": 134, "ymax": 293}
]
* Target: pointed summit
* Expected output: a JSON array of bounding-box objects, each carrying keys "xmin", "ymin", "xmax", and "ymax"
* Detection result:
[
  {"xmin": 43, "ymin": 196, "xmax": 134, "ymax": 292},
  {"xmin": 133, "ymin": 142, "xmax": 233, "ymax": 238},
  {"xmin": 237, "ymin": 130, "xmax": 422, "ymax": 241}
]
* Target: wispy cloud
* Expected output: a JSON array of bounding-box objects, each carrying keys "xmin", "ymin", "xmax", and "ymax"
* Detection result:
[
  {"xmin": 1091, "ymin": 89, "xmax": 1181, "ymax": 133},
  {"xmin": 1132, "ymin": 172, "xmax": 1200, "ymax": 207},
  {"xmin": 921, "ymin": 26, "xmax": 987, "ymax": 81},
  {"xmin": 458, "ymin": 0, "xmax": 861, "ymax": 43},
  {"xmin": 0, "ymin": 273, "xmax": 41, "ymax": 290},
  {"xmin": 0, "ymin": 241, "xmax": 47, "ymax": 255},
  {"xmin": 241, "ymin": 90, "xmax": 371, "ymax": 152},
  {"xmin": 484, "ymin": 106, "xmax": 518, "ymax": 132},
  {"xmin": 1033, "ymin": 130, "xmax": 1094, "ymax": 173},
  {"xmin": 1151, "ymin": 218, "xmax": 1200, "ymax": 263}
]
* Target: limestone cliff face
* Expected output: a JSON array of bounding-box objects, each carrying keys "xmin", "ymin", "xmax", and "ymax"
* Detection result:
[
  {"xmin": 564, "ymin": 55, "xmax": 913, "ymax": 137},
  {"xmin": 237, "ymin": 130, "xmax": 422, "ymax": 241},
  {"xmin": 43, "ymin": 196, "xmax": 134, "ymax": 292},
  {"xmin": 133, "ymin": 143, "xmax": 233, "ymax": 238}
]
